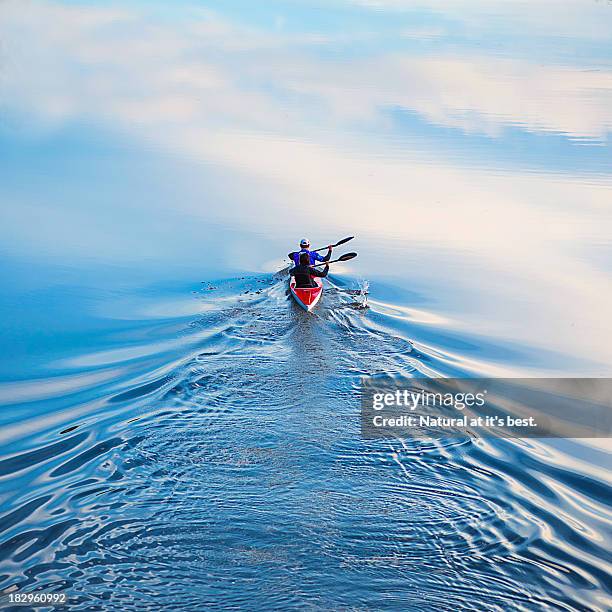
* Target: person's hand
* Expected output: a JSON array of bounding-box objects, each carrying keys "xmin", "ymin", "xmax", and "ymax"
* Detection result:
[{"xmin": 327, "ymin": 245, "xmax": 333, "ymax": 250}]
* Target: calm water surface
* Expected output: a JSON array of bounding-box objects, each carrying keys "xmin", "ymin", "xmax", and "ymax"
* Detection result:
[{"xmin": 1, "ymin": 0, "xmax": 611, "ymax": 609}]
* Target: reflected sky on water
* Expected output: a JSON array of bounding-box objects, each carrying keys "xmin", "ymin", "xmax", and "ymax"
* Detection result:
[
  {"xmin": 1, "ymin": 0, "xmax": 611, "ymax": 371},
  {"xmin": 1, "ymin": 3, "xmax": 612, "ymax": 609}
]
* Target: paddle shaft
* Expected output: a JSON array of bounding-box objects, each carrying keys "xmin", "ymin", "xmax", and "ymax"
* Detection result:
[{"xmin": 312, "ymin": 236, "xmax": 354, "ymax": 252}]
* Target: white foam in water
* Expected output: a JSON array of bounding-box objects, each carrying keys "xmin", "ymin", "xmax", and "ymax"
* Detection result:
[{"xmin": 358, "ymin": 279, "xmax": 369, "ymax": 309}]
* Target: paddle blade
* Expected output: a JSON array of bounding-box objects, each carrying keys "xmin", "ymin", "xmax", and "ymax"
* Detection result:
[
  {"xmin": 311, "ymin": 252, "xmax": 358, "ymax": 266},
  {"xmin": 333, "ymin": 236, "xmax": 354, "ymax": 247}
]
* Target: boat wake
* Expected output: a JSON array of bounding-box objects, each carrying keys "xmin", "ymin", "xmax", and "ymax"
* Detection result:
[{"xmin": 0, "ymin": 272, "xmax": 610, "ymax": 610}]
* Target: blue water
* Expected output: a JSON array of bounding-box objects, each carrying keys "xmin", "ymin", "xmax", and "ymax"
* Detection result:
[{"xmin": 1, "ymin": 0, "xmax": 612, "ymax": 609}]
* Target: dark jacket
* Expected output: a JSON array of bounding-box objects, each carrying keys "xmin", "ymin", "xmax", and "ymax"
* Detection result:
[{"xmin": 289, "ymin": 264, "xmax": 329, "ymax": 288}]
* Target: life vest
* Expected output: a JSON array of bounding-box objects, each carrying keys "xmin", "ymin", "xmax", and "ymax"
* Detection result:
[{"xmin": 293, "ymin": 249, "xmax": 314, "ymax": 265}]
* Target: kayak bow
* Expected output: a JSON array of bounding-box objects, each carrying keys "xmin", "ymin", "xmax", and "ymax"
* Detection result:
[{"xmin": 289, "ymin": 277, "xmax": 323, "ymax": 311}]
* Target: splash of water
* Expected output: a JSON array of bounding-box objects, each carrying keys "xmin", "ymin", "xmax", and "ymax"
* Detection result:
[{"xmin": 358, "ymin": 279, "xmax": 369, "ymax": 310}]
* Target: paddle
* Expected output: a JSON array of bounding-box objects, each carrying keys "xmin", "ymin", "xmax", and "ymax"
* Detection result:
[
  {"xmin": 311, "ymin": 252, "xmax": 357, "ymax": 267},
  {"xmin": 312, "ymin": 236, "xmax": 354, "ymax": 253},
  {"xmin": 288, "ymin": 236, "xmax": 355, "ymax": 261}
]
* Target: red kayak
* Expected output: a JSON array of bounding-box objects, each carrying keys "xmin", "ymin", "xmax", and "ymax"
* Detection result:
[{"xmin": 289, "ymin": 276, "xmax": 323, "ymax": 311}]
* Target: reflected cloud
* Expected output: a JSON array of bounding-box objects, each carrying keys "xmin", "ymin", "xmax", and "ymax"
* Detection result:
[
  {"xmin": 2, "ymin": 0, "xmax": 611, "ymax": 140},
  {"xmin": 1, "ymin": 0, "xmax": 611, "ymax": 363},
  {"xmin": 279, "ymin": 55, "xmax": 612, "ymax": 139},
  {"xmin": 351, "ymin": 0, "xmax": 612, "ymax": 40}
]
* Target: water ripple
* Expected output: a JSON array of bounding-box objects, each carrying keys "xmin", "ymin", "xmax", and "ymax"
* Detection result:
[{"xmin": 0, "ymin": 274, "xmax": 610, "ymax": 610}]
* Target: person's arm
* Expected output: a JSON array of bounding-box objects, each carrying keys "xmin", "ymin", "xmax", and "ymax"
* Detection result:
[
  {"xmin": 288, "ymin": 251, "xmax": 297, "ymax": 261},
  {"xmin": 313, "ymin": 248, "xmax": 332, "ymax": 262},
  {"xmin": 289, "ymin": 267, "xmax": 297, "ymax": 276},
  {"xmin": 309, "ymin": 264, "xmax": 329, "ymax": 278}
]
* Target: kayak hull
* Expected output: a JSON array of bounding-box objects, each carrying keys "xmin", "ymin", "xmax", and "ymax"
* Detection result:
[{"xmin": 290, "ymin": 276, "xmax": 323, "ymax": 311}]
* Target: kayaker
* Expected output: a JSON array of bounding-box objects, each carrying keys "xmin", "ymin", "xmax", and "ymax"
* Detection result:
[
  {"xmin": 288, "ymin": 238, "xmax": 332, "ymax": 266},
  {"xmin": 290, "ymin": 252, "xmax": 329, "ymax": 288}
]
